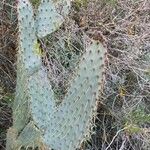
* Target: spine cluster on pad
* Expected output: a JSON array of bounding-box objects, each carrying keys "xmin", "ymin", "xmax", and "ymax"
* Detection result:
[{"xmin": 6, "ymin": 0, "xmax": 107, "ymax": 150}]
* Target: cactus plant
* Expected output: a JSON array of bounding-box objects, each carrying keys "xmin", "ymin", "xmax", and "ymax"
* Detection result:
[
  {"xmin": 6, "ymin": 0, "xmax": 107, "ymax": 150},
  {"xmin": 6, "ymin": 0, "xmax": 42, "ymax": 149},
  {"xmin": 39, "ymin": 38, "xmax": 106, "ymax": 150}
]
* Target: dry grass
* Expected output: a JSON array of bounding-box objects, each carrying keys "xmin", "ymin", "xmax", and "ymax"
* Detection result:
[
  {"xmin": 0, "ymin": 0, "xmax": 16, "ymax": 149},
  {"xmin": 0, "ymin": 0, "xmax": 150, "ymax": 149}
]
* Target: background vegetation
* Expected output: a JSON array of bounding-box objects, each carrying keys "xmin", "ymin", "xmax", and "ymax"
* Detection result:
[{"xmin": 0, "ymin": 0, "xmax": 150, "ymax": 149}]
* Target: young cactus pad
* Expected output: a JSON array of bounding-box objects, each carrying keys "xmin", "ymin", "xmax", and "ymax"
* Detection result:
[
  {"xmin": 36, "ymin": 0, "xmax": 71, "ymax": 38},
  {"xmin": 29, "ymin": 37, "xmax": 106, "ymax": 150}
]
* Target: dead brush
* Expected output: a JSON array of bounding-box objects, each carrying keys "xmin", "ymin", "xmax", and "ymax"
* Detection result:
[{"xmin": 75, "ymin": 0, "xmax": 150, "ymax": 149}]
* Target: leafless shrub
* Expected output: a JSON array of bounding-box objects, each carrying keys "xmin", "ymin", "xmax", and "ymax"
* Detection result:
[
  {"xmin": 0, "ymin": 1, "xmax": 16, "ymax": 149},
  {"xmin": 0, "ymin": 0, "xmax": 17, "ymax": 93}
]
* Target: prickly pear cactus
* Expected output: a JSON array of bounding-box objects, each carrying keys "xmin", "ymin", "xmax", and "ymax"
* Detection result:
[
  {"xmin": 13, "ymin": 0, "xmax": 41, "ymax": 132},
  {"xmin": 6, "ymin": 0, "xmax": 41, "ymax": 149},
  {"xmin": 29, "ymin": 36, "xmax": 106, "ymax": 150},
  {"xmin": 6, "ymin": 0, "xmax": 70, "ymax": 149},
  {"xmin": 7, "ymin": 0, "xmax": 107, "ymax": 150}
]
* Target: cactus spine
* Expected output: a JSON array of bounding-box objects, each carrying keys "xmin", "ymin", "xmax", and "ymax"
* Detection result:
[{"xmin": 6, "ymin": 0, "xmax": 106, "ymax": 150}]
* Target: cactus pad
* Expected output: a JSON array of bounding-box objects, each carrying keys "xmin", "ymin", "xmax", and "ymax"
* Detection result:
[
  {"xmin": 7, "ymin": 1, "xmax": 107, "ymax": 150},
  {"xmin": 30, "ymin": 37, "xmax": 106, "ymax": 150},
  {"xmin": 28, "ymin": 68, "xmax": 55, "ymax": 130},
  {"xmin": 13, "ymin": 0, "xmax": 41, "ymax": 132},
  {"xmin": 36, "ymin": 0, "xmax": 71, "ymax": 38}
]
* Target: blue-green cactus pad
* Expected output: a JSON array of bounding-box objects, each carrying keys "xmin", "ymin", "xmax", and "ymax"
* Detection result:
[{"xmin": 36, "ymin": 0, "xmax": 71, "ymax": 38}]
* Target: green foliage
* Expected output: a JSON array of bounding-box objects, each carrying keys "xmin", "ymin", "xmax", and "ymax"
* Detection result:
[
  {"xmin": 75, "ymin": 0, "xmax": 88, "ymax": 8},
  {"xmin": 104, "ymin": 0, "xmax": 117, "ymax": 5},
  {"xmin": 128, "ymin": 107, "xmax": 150, "ymax": 125},
  {"xmin": 124, "ymin": 107, "xmax": 150, "ymax": 134},
  {"xmin": 125, "ymin": 123, "xmax": 142, "ymax": 134},
  {"xmin": 30, "ymin": 0, "xmax": 41, "ymax": 8},
  {"xmin": 1, "ymin": 93, "xmax": 15, "ymax": 104}
]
